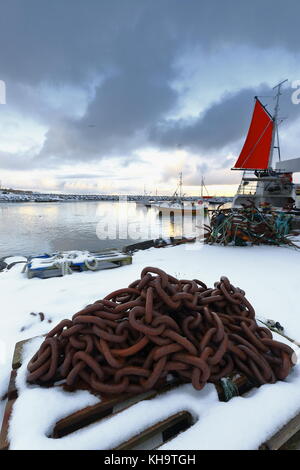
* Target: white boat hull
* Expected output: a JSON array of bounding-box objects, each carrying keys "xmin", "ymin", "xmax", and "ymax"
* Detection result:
[{"xmin": 153, "ymin": 203, "xmax": 208, "ymax": 215}]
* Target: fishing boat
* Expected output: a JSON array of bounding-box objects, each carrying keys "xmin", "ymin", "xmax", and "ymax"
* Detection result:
[
  {"xmin": 153, "ymin": 200, "xmax": 201, "ymax": 216},
  {"xmin": 135, "ymin": 197, "xmax": 153, "ymax": 207},
  {"xmin": 232, "ymin": 79, "xmax": 300, "ymax": 210},
  {"xmin": 135, "ymin": 186, "xmax": 161, "ymax": 208},
  {"xmin": 153, "ymin": 173, "xmax": 208, "ymax": 216}
]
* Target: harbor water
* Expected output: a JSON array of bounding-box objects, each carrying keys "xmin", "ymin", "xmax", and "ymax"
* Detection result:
[{"xmin": 0, "ymin": 201, "xmax": 216, "ymax": 258}]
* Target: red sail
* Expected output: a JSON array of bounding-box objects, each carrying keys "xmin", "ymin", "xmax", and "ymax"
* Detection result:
[{"xmin": 233, "ymin": 98, "xmax": 274, "ymax": 170}]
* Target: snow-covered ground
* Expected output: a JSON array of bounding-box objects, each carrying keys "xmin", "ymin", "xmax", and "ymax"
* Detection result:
[{"xmin": 1, "ymin": 242, "xmax": 300, "ymax": 449}]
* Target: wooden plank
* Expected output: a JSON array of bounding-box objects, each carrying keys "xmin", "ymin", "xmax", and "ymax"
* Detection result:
[
  {"xmin": 53, "ymin": 391, "xmax": 151, "ymax": 438},
  {"xmin": 114, "ymin": 411, "xmax": 193, "ymax": 450},
  {"xmin": 260, "ymin": 412, "xmax": 300, "ymax": 450},
  {"xmin": 53, "ymin": 374, "xmax": 250, "ymax": 442},
  {"xmin": 279, "ymin": 429, "xmax": 300, "ymax": 450},
  {"xmin": 162, "ymin": 412, "xmax": 193, "ymax": 445},
  {"xmin": 12, "ymin": 338, "xmax": 29, "ymax": 370},
  {"xmin": 53, "ymin": 383, "xmax": 179, "ymax": 438},
  {"xmin": 7, "ymin": 370, "xmax": 17, "ymax": 401},
  {"xmin": 12, "ymin": 335, "xmax": 43, "ymax": 370},
  {"xmin": 0, "ymin": 398, "xmax": 16, "ymax": 450},
  {"xmin": 52, "ymin": 399, "xmax": 111, "ymax": 438}
]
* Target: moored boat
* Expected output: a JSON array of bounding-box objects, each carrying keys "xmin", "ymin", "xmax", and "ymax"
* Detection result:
[
  {"xmin": 153, "ymin": 173, "xmax": 209, "ymax": 215},
  {"xmin": 232, "ymin": 80, "xmax": 300, "ymax": 210}
]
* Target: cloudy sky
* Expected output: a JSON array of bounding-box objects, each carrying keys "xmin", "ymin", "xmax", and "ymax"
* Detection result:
[{"xmin": 1, "ymin": 0, "xmax": 300, "ymax": 196}]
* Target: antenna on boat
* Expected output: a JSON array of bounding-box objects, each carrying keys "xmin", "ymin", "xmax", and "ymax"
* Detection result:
[
  {"xmin": 269, "ymin": 79, "xmax": 288, "ymax": 168},
  {"xmin": 179, "ymin": 172, "xmax": 183, "ymax": 199},
  {"xmin": 200, "ymin": 176, "xmax": 209, "ymax": 198}
]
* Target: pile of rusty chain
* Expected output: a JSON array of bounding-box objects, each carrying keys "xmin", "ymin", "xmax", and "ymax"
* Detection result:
[{"xmin": 27, "ymin": 267, "xmax": 294, "ymax": 395}]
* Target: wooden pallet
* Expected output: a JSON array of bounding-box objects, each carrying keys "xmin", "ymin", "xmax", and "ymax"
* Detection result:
[
  {"xmin": 1, "ymin": 337, "xmax": 299, "ymax": 450},
  {"xmin": 27, "ymin": 252, "xmax": 132, "ymax": 279},
  {"xmin": 259, "ymin": 413, "xmax": 300, "ymax": 450},
  {"xmin": 115, "ymin": 411, "xmax": 193, "ymax": 450},
  {"xmin": 0, "ymin": 349, "xmax": 192, "ymax": 451}
]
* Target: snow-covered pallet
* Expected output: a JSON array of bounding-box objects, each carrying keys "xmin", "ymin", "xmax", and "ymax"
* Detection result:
[
  {"xmin": 1, "ymin": 337, "xmax": 300, "ymax": 450},
  {"xmin": 26, "ymin": 251, "xmax": 132, "ymax": 279},
  {"xmin": 0, "ymin": 339, "xmax": 193, "ymax": 450}
]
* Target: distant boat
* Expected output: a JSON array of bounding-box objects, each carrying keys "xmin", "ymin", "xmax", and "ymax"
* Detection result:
[
  {"xmin": 136, "ymin": 198, "xmax": 151, "ymax": 206},
  {"xmin": 153, "ymin": 173, "xmax": 208, "ymax": 215},
  {"xmin": 135, "ymin": 187, "xmax": 157, "ymax": 207},
  {"xmin": 153, "ymin": 201, "xmax": 201, "ymax": 215}
]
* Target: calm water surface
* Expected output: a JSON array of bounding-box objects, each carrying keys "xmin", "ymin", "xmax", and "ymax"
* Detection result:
[{"xmin": 0, "ymin": 201, "xmax": 206, "ymax": 258}]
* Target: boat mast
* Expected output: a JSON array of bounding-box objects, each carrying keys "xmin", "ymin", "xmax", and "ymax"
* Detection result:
[
  {"xmin": 268, "ymin": 79, "xmax": 288, "ymax": 170},
  {"xmin": 200, "ymin": 176, "xmax": 209, "ymax": 198},
  {"xmin": 179, "ymin": 172, "xmax": 183, "ymax": 199}
]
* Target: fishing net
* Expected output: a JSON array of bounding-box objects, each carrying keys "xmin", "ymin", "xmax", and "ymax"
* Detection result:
[{"xmin": 204, "ymin": 203, "xmax": 297, "ymax": 247}]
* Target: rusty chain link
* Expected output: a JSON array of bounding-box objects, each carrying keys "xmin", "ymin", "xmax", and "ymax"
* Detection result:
[{"xmin": 27, "ymin": 267, "xmax": 294, "ymax": 395}]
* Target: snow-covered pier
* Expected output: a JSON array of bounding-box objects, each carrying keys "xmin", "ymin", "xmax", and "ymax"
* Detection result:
[{"xmin": 0, "ymin": 242, "xmax": 299, "ymax": 449}]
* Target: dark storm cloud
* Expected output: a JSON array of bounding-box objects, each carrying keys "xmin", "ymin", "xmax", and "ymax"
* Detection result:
[
  {"xmin": 1, "ymin": 0, "xmax": 300, "ymax": 168},
  {"xmin": 151, "ymin": 88, "xmax": 259, "ymax": 152},
  {"xmin": 151, "ymin": 84, "xmax": 300, "ymax": 154},
  {"xmin": 38, "ymin": 67, "xmax": 177, "ymax": 162}
]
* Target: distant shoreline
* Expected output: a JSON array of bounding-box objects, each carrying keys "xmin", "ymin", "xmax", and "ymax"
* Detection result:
[{"xmin": 0, "ymin": 191, "xmax": 233, "ymax": 204}]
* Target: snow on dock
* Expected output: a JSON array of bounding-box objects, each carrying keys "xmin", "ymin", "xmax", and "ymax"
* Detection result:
[{"xmin": 0, "ymin": 242, "xmax": 299, "ymax": 449}]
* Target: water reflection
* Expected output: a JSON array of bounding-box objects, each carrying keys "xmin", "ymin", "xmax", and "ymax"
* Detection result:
[{"xmin": 0, "ymin": 201, "xmax": 206, "ymax": 257}]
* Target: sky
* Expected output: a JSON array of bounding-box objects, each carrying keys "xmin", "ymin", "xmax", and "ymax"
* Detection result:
[{"xmin": 1, "ymin": 0, "xmax": 300, "ymax": 196}]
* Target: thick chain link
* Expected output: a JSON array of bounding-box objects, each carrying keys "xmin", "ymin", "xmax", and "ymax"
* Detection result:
[{"xmin": 27, "ymin": 267, "xmax": 294, "ymax": 394}]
